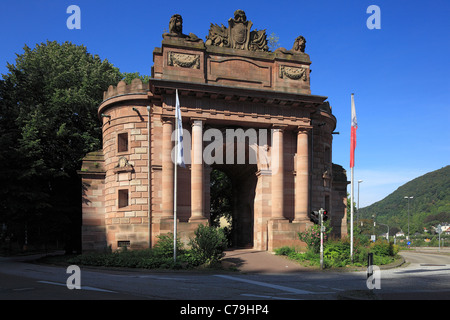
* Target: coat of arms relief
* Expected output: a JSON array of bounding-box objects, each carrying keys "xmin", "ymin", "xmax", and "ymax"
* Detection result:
[{"xmin": 205, "ymin": 10, "xmax": 269, "ymax": 52}]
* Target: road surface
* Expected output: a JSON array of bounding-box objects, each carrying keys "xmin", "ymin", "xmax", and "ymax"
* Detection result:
[{"xmin": 0, "ymin": 249, "xmax": 449, "ymax": 302}]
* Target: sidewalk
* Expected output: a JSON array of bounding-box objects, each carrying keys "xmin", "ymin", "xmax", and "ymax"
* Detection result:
[
  {"xmin": 222, "ymin": 248, "xmax": 406, "ymax": 273},
  {"xmin": 222, "ymin": 249, "xmax": 311, "ymax": 274}
]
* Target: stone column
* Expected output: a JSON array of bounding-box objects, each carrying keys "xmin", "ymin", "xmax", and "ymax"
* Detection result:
[
  {"xmin": 295, "ymin": 127, "xmax": 310, "ymax": 222},
  {"xmin": 161, "ymin": 117, "xmax": 174, "ymax": 219},
  {"xmin": 190, "ymin": 119, "xmax": 204, "ymax": 220},
  {"xmin": 271, "ymin": 125, "xmax": 286, "ymax": 220}
]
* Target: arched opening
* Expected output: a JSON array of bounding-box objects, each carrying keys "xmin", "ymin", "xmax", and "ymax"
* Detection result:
[{"xmin": 210, "ymin": 164, "xmax": 257, "ymax": 248}]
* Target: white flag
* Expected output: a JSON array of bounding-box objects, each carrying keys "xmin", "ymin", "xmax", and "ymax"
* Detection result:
[{"xmin": 175, "ymin": 90, "xmax": 185, "ymax": 168}]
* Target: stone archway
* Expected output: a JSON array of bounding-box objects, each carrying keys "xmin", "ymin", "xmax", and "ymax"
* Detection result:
[
  {"xmin": 206, "ymin": 127, "xmax": 261, "ymax": 248},
  {"xmin": 79, "ymin": 10, "xmax": 348, "ymax": 253},
  {"xmin": 212, "ymin": 164, "xmax": 257, "ymax": 248}
]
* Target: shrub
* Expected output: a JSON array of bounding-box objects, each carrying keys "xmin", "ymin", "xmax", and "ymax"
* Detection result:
[
  {"xmin": 275, "ymin": 246, "xmax": 318, "ymax": 266},
  {"xmin": 188, "ymin": 224, "xmax": 228, "ymax": 266},
  {"xmin": 354, "ymin": 245, "xmax": 370, "ymax": 266},
  {"xmin": 274, "ymin": 246, "xmax": 296, "ymax": 256},
  {"xmin": 370, "ymin": 240, "xmax": 397, "ymax": 257},
  {"xmin": 153, "ymin": 233, "xmax": 184, "ymax": 258},
  {"xmin": 323, "ymin": 241, "xmax": 351, "ymax": 267},
  {"xmin": 277, "ymin": 235, "xmax": 400, "ymax": 269},
  {"xmin": 66, "ymin": 226, "xmax": 230, "ymax": 270},
  {"xmin": 298, "ymin": 225, "xmax": 324, "ymax": 254}
]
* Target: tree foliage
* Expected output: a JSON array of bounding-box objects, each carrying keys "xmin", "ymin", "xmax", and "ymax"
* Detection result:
[
  {"xmin": 209, "ymin": 169, "xmax": 232, "ymax": 227},
  {"xmin": 0, "ymin": 40, "xmax": 123, "ymax": 251},
  {"xmin": 267, "ymin": 32, "xmax": 281, "ymax": 52},
  {"xmin": 121, "ymin": 72, "xmax": 149, "ymax": 84}
]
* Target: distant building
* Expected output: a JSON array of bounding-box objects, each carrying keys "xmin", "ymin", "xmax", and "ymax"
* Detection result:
[{"xmin": 395, "ymin": 231, "xmax": 405, "ymax": 237}]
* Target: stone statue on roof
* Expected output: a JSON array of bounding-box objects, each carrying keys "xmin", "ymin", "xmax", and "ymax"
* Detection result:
[
  {"xmin": 275, "ymin": 35, "xmax": 307, "ymax": 54},
  {"xmin": 162, "ymin": 14, "xmax": 202, "ymax": 42}
]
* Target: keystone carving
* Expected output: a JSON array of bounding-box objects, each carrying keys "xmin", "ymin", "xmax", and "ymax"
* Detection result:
[
  {"xmin": 168, "ymin": 52, "xmax": 200, "ymax": 69},
  {"xmin": 205, "ymin": 10, "xmax": 268, "ymax": 52}
]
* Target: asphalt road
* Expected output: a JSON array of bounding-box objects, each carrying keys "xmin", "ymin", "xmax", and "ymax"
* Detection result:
[{"xmin": 0, "ymin": 248, "xmax": 449, "ymax": 303}]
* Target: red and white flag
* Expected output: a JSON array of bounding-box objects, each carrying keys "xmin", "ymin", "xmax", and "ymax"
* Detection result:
[{"xmin": 350, "ymin": 93, "xmax": 357, "ymax": 168}]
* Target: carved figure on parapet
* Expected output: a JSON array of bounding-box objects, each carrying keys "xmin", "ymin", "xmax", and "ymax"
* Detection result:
[
  {"xmin": 228, "ymin": 9, "xmax": 252, "ymax": 50},
  {"xmin": 206, "ymin": 23, "xmax": 229, "ymax": 47},
  {"xmin": 205, "ymin": 10, "xmax": 268, "ymax": 52},
  {"xmin": 162, "ymin": 14, "xmax": 202, "ymax": 42},
  {"xmin": 292, "ymin": 35, "xmax": 306, "ymax": 53},
  {"xmin": 275, "ymin": 35, "xmax": 307, "ymax": 54}
]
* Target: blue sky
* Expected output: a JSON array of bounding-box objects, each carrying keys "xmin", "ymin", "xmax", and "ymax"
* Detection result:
[{"xmin": 1, "ymin": 0, "xmax": 449, "ymax": 207}]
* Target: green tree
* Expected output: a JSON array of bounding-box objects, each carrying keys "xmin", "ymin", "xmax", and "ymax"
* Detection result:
[
  {"xmin": 0, "ymin": 40, "xmax": 123, "ymax": 252},
  {"xmin": 121, "ymin": 72, "xmax": 149, "ymax": 84},
  {"xmin": 268, "ymin": 32, "xmax": 281, "ymax": 52},
  {"xmin": 209, "ymin": 169, "xmax": 232, "ymax": 227}
]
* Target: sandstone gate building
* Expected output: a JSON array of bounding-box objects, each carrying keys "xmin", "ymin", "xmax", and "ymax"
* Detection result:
[{"xmin": 78, "ymin": 11, "xmax": 348, "ymax": 252}]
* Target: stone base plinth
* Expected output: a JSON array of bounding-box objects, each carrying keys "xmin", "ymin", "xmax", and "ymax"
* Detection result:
[{"xmin": 268, "ymin": 219, "xmax": 312, "ymax": 252}]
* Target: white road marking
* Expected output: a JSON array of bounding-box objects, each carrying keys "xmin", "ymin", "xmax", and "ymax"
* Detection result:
[
  {"xmin": 13, "ymin": 287, "xmax": 35, "ymax": 291},
  {"xmin": 214, "ymin": 275, "xmax": 314, "ymax": 295},
  {"xmin": 37, "ymin": 281, "xmax": 117, "ymax": 293},
  {"xmin": 241, "ymin": 293, "xmax": 300, "ymax": 300},
  {"xmin": 137, "ymin": 275, "xmax": 189, "ymax": 281}
]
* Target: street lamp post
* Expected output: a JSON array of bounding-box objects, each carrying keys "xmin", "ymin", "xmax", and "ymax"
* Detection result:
[
  {"xmin": 378, "ymin": 222, "xmax": 390, "ymax": 241},
  {"xmin": 404, "ymin": 196, "xmax": 413, "ymax": 240},
  {"xmin": 372, "ymin": 214, "xmax": 376, "ymax": 242}
]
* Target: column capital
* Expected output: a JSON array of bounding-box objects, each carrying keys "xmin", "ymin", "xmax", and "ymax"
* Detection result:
[
  {"xmin": 255, "ymin": 169, "xmax": 271, "ymax": 177},
  {"xmin": 272, "ymin": 123, "xmax": 288, "ymax": 131},
  {"xmin": 190, "ymin": 117, "xmax": 206, "ymax": 126},
  {"xmin": 296, "ymin": 125, "xmax": 312, "ymax": 134},
  {"xmin": 161, "ymin": 116, "xmax": 174, "ymax": 124}
]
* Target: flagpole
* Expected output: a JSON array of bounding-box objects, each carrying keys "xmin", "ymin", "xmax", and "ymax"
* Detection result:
[
  {"xmin": 173, "ymin": 135, "xmax": 178, "ymax": 263},
  {"xmin": 350, "ymin": 93, "xmax": 357, "ymax": 262},
  {"xmin": 350, "ymin": 166, "xmax": 354, "ymax": 261},
  {"xmin": 173, "ymin": 90, "xmax": 179, "ymax": 263},
  {"xmin": 173, "ymin": 89, "xmax": 185, "ymax": 263},
  {"xmin": 173, "ymin": 127, "xmax": 178, "ymax": 262}
]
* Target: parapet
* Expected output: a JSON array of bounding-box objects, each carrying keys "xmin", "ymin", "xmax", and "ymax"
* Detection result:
[
  {"xmin": 103, "ymin": 78, "xmax": 150, "ymax": 101},
  {"xmin": 152, "ymin": 10, "xmax": 313, "ymax": 94}
]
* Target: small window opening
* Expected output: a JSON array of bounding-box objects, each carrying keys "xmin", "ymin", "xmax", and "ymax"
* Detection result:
[
  {"xmin": 118, "ymin": 133, "xmax": 128, "ymax": 153},
  {"xmin": 118, "ymin": 189, "xmax": 129, "ymax": 208},
  {"xmin": 118, "ymin": 240, "xmax": 130, "ymax": 248}
]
